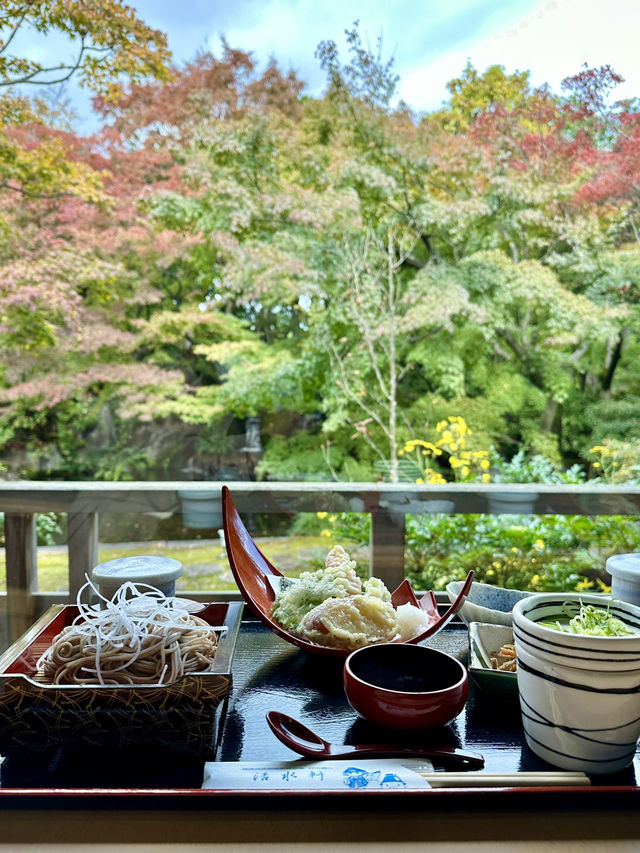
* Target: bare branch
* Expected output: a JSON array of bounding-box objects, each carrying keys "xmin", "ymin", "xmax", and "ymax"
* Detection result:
[
  {"xmin": 0, "ymin": 36, "xmax": 99, "ymax": 88},
  {"xmin": 0, "ymin": 180, "xmax": 73, "ymax": 200},
  {"xmin": 354, "ymin": 422, "xmax": 389, "ymax": 463},
  {"xmin": 0, "ymin": 6, "xmax": 30, "ymax": 57},
  {"xmin": 321, "ymin": 441, "xmax": 342, "ymax": 482},
  {"xmin": 328, "ymin": 337, "xmax": 388, "ymax": 436},
  {"xmin": 565, "ymin": 339, "xmax": 590, "ymax": 365},
  {"xmin": 343, "ymin": 237, "xmax": 392, "ymax": 403}
]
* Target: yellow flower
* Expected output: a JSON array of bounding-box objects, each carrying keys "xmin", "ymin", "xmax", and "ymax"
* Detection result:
[
  {"xmin": 589, "ymin": 445, "xmax": 610, "ymax": 456},
  {"xmin": 415, "ymin": 477, "xmax": 424, "ymax": 484},
  {"xmin": 576, "ymin": 579, "xmax": 594, "ymax": 591},
  {"xmin": 511, "ymin": 547, "xmax": 518, "ymax": 553},
  {"xmin": 403, "ymin": 439, "xmax": 441, "ymax": 455},
  {"xmin": 593, "ymin": 462, "xmax": 601, "ymax": 468},
  {"xmin": 448, "ymin": 415, "xmax": 466, "ymax": 426},
  {"xmin": 531, "ymin": 574, "xmax": 540, "ymax": 586},
  {"xmin": 480, "ymin": 459, "xmax": 490, "ymax": 469},
  {"xmin": 461, "ymin": 465, "xmax": 470, "ymax": 478},
  {"xmin": 533, "ymin": 539, "xmax": 545, "ymax": 550},
  {"xmin": 491, "ymin": 561, "xmax": 501, "ymax": 569},
  {"xmin": 329, "ymin": 515, "xmax": 337, "ymax": 522},
  {"xmin": 436, "ymin": 420, "xmax": 448, "ymax": 431},
  {"xmin": 320, "ymin": 529, "xmax": 332, "ymax": 537},
  {"xmin": 316, "ymin": 511, "xmax": 328, "ymax": 519},
  {"xmin": 486, "ymin": 569, "xmax": 495, "ymax": 577},
  {"xmin": 596, "ymin": 578, "xmax": 612, "ymax": 593},
  {"xmin": 481, "ymin": 473, "xmax": 491, "ymax": 483}
]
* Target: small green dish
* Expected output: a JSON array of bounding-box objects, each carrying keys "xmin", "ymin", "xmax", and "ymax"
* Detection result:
[{"xmin": 468, "ymin": 622, "xmax": 518, "ymax": 693}]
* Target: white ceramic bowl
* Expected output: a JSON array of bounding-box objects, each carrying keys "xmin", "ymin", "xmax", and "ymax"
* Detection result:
[
  {"xmin": 446, "ymin": 581, "xmax": 532, "ymax": 626},
  {"xmin": 512, "ymin": 593, "xmax": 640, "ymax": 774}
]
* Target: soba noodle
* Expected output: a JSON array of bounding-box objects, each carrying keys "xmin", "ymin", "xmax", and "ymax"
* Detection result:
[{"xmin": 37, "ymin": 579, "xmax": 219, "ymax": 686}]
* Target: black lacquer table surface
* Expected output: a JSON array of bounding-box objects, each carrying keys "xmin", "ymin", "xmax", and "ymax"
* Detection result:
[{"xmin": 1, "ymin": 618, "xmax": 639, "ymax": 811}]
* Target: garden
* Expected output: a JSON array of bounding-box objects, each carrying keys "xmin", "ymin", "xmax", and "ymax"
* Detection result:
[{"xmin": 0, "ymin": 6, "xmax": 639, "ymax": 595}]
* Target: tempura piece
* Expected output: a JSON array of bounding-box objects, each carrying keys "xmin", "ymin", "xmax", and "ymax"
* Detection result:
[
  {"xmin": 271, "ymin": 543, "xmax": 435, "ymax": 650},
  {"xmin": 298, "ymin": 594, "xmax": 398, "ymax": 650},
  {"xmin": 271, "ymin": 554, "xmax": 361, "ymax": 632},
  {"xmin": 362, "ymin": 576, "xmax": 392, "ymax": 602},
  {"xmin": 325, "ymin": 544, "xmax": 357, "ymax": 573}
]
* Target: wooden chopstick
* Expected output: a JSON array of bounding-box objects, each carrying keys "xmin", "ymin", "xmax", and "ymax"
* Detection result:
[{"xmin": 419, "ymin": 771, "xmax": 591, "ymax": 788}]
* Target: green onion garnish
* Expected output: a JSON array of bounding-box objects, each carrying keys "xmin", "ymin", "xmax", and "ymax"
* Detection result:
[{"xmin": 539, "ymin": 601, "xmax": 635, "ymax": 637}]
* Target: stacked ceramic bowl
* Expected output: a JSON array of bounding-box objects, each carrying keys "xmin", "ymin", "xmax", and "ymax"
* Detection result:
[
  {"xmin": 512, "ymin": 593, "xmax": 640, "ymax": 774},
  {"xmin": 446, "ymin": 580, "xmax": 532, "ymax": 627}
]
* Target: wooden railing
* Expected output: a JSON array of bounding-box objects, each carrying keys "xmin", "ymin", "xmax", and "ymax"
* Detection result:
[{"xmin": 2, "ymin": 480, "xmax": 640, "ymax": 641}]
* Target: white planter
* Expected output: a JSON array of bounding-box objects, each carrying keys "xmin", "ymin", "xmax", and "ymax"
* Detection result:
[
  {"xmin": 488, "ymin": 491, "xmax": 538, "ymax": 514},
  {"xmin": 178, "ymin": 490, "xmax": 223, "ymax": 530}
]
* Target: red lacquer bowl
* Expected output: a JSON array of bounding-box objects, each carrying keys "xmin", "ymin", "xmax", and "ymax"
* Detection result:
[
  {"xmin": 344, "ymin": 642, "xmax": 469, "ymax": 729},
  {"xmin": 222, "ymin": 486, "xmax": 473, "ymax": 658}
]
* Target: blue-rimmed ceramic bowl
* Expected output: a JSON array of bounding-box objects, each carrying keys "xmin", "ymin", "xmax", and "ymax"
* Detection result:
[{"xmin": 446, "ymin": 581, "xmax": 532, "ymax": 627}]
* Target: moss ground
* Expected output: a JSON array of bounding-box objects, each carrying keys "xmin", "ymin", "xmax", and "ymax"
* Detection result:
[{"xmin": 0, "ymin": 536, "xmax": 348, "ymax": 593}]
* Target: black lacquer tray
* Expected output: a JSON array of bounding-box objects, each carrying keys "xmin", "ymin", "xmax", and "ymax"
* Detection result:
[{"xmin": 0, "ymin": 619, "xmax": 639, "ymax": 809}]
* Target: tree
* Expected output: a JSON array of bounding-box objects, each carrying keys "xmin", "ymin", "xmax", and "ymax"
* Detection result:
[
  {"xmin": 100, "ymin": 43, "xmax": 640, "ymax": 477},
  {"xmin": 134, "ymin": 32, "xmax": 637, "ymax": 478},
  {"xmin": 0, "ymin": 1, "xmax": 171, "ymax": 207},
  {"xmin": 0, "ymin": 47, "xmax": 308, "ymax": 479},
  {"xmin": 434, "ymin": 61, "xmax": 534, "ymax": 132},
  {"xmin": 0, "ymin": 1, "xmax": 170, "ymax": 100},
  {"xmin": 94, "ymin": 44, "xmax": 305, "ymax": 138},
  {"xmin": 0, "ymin": 3, "xmax": 176, "ymax": 476},
  {"xmin": 316, "ymin": 228, "xmax": 483, "ymax": 481},
  {"xmin": 2, "ymin": 22, "xmax": 639, "ymax": 484}
]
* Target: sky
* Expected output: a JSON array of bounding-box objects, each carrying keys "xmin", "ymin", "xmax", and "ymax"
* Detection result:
[{"xmin": 9, "ymin": 0, "xmax": 640, "ymax": 132}]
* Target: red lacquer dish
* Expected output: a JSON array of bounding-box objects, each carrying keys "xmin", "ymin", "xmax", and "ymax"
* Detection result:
[{"xmin": 222, "ymin": 485, "xmax": 473, "ymax": 658}]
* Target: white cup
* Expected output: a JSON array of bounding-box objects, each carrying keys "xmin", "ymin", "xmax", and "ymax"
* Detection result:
[{"xmin": 512, "ymin": 593, "xmax": 640, "ymax": 774}]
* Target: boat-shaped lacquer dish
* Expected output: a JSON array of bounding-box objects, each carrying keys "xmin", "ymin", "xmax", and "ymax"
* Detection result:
[{"xmin": 222, "ymin": 486, "xmax": 473, "ymax": 658}]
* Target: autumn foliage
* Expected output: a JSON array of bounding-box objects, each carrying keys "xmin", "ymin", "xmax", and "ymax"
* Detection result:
[{"xmin": 1, "ymin": 11, "xmax": 639, "ymax": 482}]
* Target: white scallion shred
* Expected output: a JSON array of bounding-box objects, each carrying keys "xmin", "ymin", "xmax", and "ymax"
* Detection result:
[{"xmin": 36, "ymin": 575, "xmax": 220, "ymax": 685}]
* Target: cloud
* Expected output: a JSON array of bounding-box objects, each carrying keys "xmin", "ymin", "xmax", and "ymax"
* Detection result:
[
  {"xmin": 215, "ymin": 0, "xmax": 540, "ymax": 95},
  {"xmin": 8, "ymin": 0, "xmax": 640, "ymax": 129},
  {"xmin": 399, "ymin": 0, "xmax": 640, "ymax": 111}
]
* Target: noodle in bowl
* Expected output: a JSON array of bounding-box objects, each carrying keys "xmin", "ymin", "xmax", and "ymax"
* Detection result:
[{"xmin": 37, "ymin": 579, "xmax": 220, "ymax": 687}]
